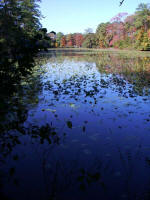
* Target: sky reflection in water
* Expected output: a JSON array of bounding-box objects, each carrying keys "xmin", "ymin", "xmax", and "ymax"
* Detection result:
[{"xmin": 1, "ymin": 50, "xmax": 150, "ymax": 200}]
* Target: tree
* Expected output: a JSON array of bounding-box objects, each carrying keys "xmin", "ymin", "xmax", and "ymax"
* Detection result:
[
  {"xmin": 18, "ymin": 0, "xmax": 42, "ymax": 35},
  {"xmin": 66, "ymin": 34, "xmax": 74, "ymax": 47},
  {"xmin": 133, "ymin": 4, "xmax": 150, "ymax": 50},
  {"xmin": 110, "ymin": 12, "xmax": 128, "ymax": 23},
  {"xmin": 134, "ymin": 3, "xmax": 150, "ymax": 32},
  {"xmin": 82, "ymin": 33, "xmax": 96, "ymax": 48},
  {"xmin": 84, "ymin": 28, "xmax": 93, "ymax": 34},
  {"xmin": 56, "ymin": 32, "xmax": 64, "ymax": 47},
  {"xmin": 74, "ymin": 33, "xmax": 84, "ymax": 47},
  {"xmin": 0, "ymin": 0, "xmax": 48, "ymax": 94},
  {"xmin": 60, "ymin": 36, "xmax": 66, "ymax": 47},
  {"xmin": 96, "ymin": 23, "xmax": 110, "ymax": 48},
  {"xmin": 105, "ymin": 13, "xmax": 128, "ymax": 47}
]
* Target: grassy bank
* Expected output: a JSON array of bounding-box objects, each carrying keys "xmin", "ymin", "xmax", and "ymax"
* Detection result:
[{"xmin": 46, "ymin": 48, "xmax": 150, "ymax": 58}]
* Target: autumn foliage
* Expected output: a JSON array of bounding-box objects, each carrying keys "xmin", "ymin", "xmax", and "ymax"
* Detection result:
[
  {"xmin": 55, "ymin": 3, "xmax": 150, "ymax": 50},
  {"xmin": 60, "ymin": 36, "xmax": 66, "ymax": 47}
]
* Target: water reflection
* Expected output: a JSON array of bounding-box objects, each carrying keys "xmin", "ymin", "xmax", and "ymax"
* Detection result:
[{"xmin": 1, "ymin": 50, "xmax": 150, "ymax": 200}]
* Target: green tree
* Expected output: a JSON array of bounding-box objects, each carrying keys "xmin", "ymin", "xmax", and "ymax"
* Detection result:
[
  {"xmin": 82, "ymin": 33, "xmax": 96, "ymax": 48},
  {"xmin": 134, "ymin": 3, "xmax": 150, "ymax": 31},
  {"xmin": 133, "ymin": 4, "xmax": 150, "ymax": 50},
  {"xmin": 96, "ymin": 23, "xmax": 110, "ymax": 48},
  {"xmin": 0, "ymin": 0, "xmax": 48, "ymax": 94},
  {"xmin": 56, "ymin": 32, "xmax": 64, "ymax": 47}
]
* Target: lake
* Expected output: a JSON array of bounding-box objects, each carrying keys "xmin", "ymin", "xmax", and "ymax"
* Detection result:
[{"xmin": 1, "ymin": 49, "xmax": 150, "ymax": 200}]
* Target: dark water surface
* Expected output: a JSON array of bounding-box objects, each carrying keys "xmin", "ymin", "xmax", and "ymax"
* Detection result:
[{"xmin": 1, "ymin": 50, "xmax": 150, "ymax": 200}]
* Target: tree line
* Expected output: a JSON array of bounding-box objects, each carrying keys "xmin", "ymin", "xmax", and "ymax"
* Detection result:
[
  {"xmin": 54, "ymin": 3, "xmax": 150, "ymax": 51},
  {"xmin": 0, "ymin": 0, "xmax": 50, "ymax": 94}
]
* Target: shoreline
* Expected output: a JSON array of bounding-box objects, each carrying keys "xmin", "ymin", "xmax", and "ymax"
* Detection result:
[{"xmin": 39, "ymin": 48, "xmax": 150, "ymax": 57}]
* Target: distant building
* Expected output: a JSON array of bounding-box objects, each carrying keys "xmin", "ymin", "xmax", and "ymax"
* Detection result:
[{"xmin": 47, "ymin": 31, "xmax": 57, "ymax": 48}]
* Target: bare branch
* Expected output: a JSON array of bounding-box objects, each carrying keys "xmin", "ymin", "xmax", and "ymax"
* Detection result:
[{"xmin": 119, "ymin": 0, "xmax": 125, "ymax": 6}]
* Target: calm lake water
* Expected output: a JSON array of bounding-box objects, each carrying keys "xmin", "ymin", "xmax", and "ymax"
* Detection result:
[{"xmin": 1, "ymin": 50, "xmax": 150, "ymax": 200}]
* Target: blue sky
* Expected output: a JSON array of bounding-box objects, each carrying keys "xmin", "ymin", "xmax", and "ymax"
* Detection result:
[{"xmin": 39, "ymin": 0, "xmax": 150, "ymax": 34}]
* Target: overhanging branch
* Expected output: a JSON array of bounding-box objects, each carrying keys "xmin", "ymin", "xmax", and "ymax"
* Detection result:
[{"xmin": 120, "ymin": 0, "xmax": 125, "ymax": 6}]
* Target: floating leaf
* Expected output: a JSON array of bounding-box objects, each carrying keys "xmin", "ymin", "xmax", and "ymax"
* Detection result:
[
  {"xmin": 80, "ymin": 168, "xmax": 85, "ymax": 174},
  {"xmin": 91, "ymin": 172, "xmax": 101, "ymax": 181},
  {"xmin": 42, "ymin": 108, "xmax": 56, "ymax": 113},
  {"xmin": 77, "ymin": 175, "xmax": 84, "ymax": 182},
  {"xmin": 67, "ymin": 121, "xmax": 72, "ymax": 129},
  {"xmin": 9, "ymin": 167, "xmax": 15, "ymax": 176},
  {"xmin": 69, "ymin": 103, "xmax": 75, "ymax": 108},
  {"xmin": 13, "ymin": 155, "xmax": 19, "ymax": 161},
  {"xmin": 79, "ymin": 183, "xmax": 86, "ymax": 191},
  {"xmin": 82, "ymin": 126, "xmax": 86, "ymax": 132},
  {"xmin": 51, "ymin": 131, "xmax": 56, "ymax": 135}
]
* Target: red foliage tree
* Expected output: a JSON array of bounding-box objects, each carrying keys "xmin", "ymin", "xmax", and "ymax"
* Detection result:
[
  {"xmin": 61, "ymin": 36, "xmax": 66, "ymax": 47},
  {"xmin": 74, "ymin": 33, "xmax": 84, "ymax": 47},
  {"xmin": 106, "ymin": 22, "xmax": 126, "ymax": 46},
  {"xmin": 110, "ymin": 12, "xmax": 128, "ymax": 23},
  {"xmin": 106, "ymin": 13, "xmax": 128, "ymax": 47},
  {"xmin": 66, "ymin": 34, "xmax": 74, "ymax": 47}
]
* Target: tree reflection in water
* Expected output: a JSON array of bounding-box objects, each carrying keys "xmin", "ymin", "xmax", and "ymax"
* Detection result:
[{"xmin": 1, "ymin": 50, "xmax": 150, "ymax": 200}]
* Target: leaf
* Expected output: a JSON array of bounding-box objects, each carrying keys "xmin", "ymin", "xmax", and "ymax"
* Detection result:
[
  {"xmin": 79, "ymin": 183, "xmax": 86, "ymax": 191},
  {"xmin": 14, "ymin": 178, "xmax": 19, "ymax": 186},
  {"xmin": 51, "ymin": 131, "xmax": 56, "ymax": 135},
  {"xmin": 47, "ymin": 109, "xmax": 56, "ymax": 112},
  {"xmin": 82, "ymin": 126, "xmax": 86, "ymax": 132},
  {"xmin": 13, "ymin": 155, "xmax": 19, "ymax": 161},
  {"xmin": 9, "ymin": 167, "xmax": 15, "ymax": 176},
  {"xmin": 80, "ymin": 168, "xmax": 85, "ymax": 174},
  {"xmin": 77, "ymin": 175, "xmax": 84, "ymax": 182},
  {"xmin": 92, "ymin": 172, "xmax": 101, "ymax": 181},
  {"xmin": 67, "ymin": 121, "xmax": 72, "ymax": 129},
  {"xmin": 69, "ymin": 103, "xmax": 75, "ymax": 108}
]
